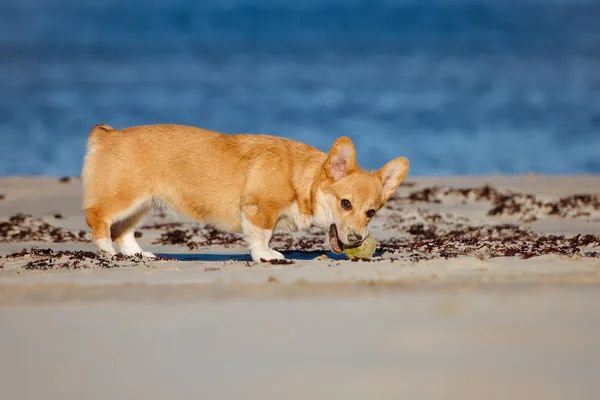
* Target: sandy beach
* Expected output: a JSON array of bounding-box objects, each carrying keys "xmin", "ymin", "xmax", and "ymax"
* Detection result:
[{"xmin": 1, "ymin": 175, "xmax": 599, "ymax": 399}]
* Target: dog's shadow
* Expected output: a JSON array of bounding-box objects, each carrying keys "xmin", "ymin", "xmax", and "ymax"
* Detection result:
[{"xmin": 158, "ymin": 250, "xmax": 384, "ymax": 262}]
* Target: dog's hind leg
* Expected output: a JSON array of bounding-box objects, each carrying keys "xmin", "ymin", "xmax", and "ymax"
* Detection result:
[
  {"xmin": 85, "ymin": 207, "xmax": 117, "ymax": 257},
  {"xmin": 111, "ymin": 206, "xmax": 155, "ymax": 258},
  {"xmin": 85, "ymin": 197, "xmax": 155, "ymax": 258}
]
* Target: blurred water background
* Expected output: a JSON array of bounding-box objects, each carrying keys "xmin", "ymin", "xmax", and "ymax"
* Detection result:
[{"xmin": 0, "ymin": 0, "xmax": 599, "ymax": 177}]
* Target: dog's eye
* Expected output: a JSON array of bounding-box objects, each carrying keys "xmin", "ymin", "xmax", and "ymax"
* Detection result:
[
  {"xmin": 341, "ymin": 199, "xmax": 352, "ymax": 210},
  {"xmin": 366, "ymin": 209, "xmax": 376, "ymax": 218}
]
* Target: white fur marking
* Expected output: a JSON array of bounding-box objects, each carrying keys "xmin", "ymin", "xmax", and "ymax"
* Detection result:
[
  {"xmin": 118, "ymin": 232, "xmax": 155, "ymax": 258},
  {"xmin": 275, "ymin": 203, "xmax": 313, "ymax": 232},
  {"xmin": 312, "ymin": 191, "xmax": 337, "ymax": 230},
  {"xmin": 241, "ymin": 213, "xmax": 284, "ymax": 262},
  {"xmin": 95, "ymin": 238, "xmax": 116, "ymax": 255}
]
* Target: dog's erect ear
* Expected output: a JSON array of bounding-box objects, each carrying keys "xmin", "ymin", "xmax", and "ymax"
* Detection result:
[
  {"xmin": 376, "ymin": 157, "xmax": 409, "ymax": 200},
  {"xmin": 324, "ymin": 137, "xmax": 357, "ymax": 181}
]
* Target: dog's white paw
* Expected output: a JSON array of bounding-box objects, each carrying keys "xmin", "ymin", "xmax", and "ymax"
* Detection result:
[
  {"xmin": 98, "ymin": 249, "xmax": 116, "ymax": 258},
  {"xmin": 252, "ymin": 248, "xmax": 285, "ymax": 262},
  {"xmin": 95, "ymin": 238, "xmax": 116, "ymax": 256},
  {"xmin": 141, "ymin": 251, "xmax": 157, "ymax": 259},
  {"xmin": 269, "ymin": 249, "xmax": 285, "ymax": 260}
]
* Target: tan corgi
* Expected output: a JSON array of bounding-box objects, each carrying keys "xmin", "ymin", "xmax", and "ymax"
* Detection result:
[{"xmin": 81, "ymin": 124, "xmax": 409, "ymax": 261}]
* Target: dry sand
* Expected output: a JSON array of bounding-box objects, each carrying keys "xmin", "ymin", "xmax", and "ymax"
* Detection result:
[{"xmin": 1, "ymin": 175, "xmax": 599, "ymax": 399}]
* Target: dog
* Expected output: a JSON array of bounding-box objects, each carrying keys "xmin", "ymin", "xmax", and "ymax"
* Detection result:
[{"xmin": 82, "ymin": 124, "xmax": 409, "ymax": 261}]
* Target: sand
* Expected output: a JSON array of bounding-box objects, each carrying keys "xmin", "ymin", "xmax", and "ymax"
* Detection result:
[{"xmin": 1, "ymin": 175, "xmax": 599, "ymax": 399}]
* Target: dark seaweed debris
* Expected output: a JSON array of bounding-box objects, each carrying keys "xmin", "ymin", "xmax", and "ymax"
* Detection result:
[
  {"xmin": 6, "ymin": 247, "xmax": 174, "ymax": 270},
  {"xmin": 404, "ymin": 187, "xmax": 442, "ymax": 203},
  {"xmin": 152, "ymin": 227, "xmax": 244, "ymax": 249},
  {"xmin": 273, "ymin": 234, "xmax": 327, "ymax": 252},
  {"xmin": 154, "ymin": 229, "xmax": 193, "ymax": 245},
  {"xmin": 487, "ymin": 193, "xmax": 600, "ymax": 222},
  {"xmin": 379, "ymin": 225, "xmax": 600, "ymax": 262},
  {"xmin": 350, "ymin": 257, "xmax": 374, "ymax": 262},
  {"xmin": 381, "ymin": 208, "xmax": 470, "ymax": 233},
  {"xmin": 58, "ymin": 176, "xmax": 71, "ymax": 183},
  {"xmin": 391, "ymin": 185, "xmax": 600, "ymax": 221},
  {"xmin": 187, "ymin": 228, "xmax": 244, "ymax": 249},
  {"xmin": 260, "ymin": 258, "xmax": 295, "ymax": 265},
  {"xmin": 0, "ymin": 194, "xmax": 5, "ymax": 200},
  {"xmin": 0, "ymin": 214, "xmax": 91, "ymax": 243},
  {"xmin": 393, "ymin": 185, "xmax": 500, "ymax": 204}
]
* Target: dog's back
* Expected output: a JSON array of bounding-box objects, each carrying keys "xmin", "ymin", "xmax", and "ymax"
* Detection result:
[{"xmin": 81, "ymin": 124, "xmax": 325, "ymax": 257}]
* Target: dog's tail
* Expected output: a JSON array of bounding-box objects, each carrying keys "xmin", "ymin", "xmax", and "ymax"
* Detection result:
[
  {"xmin": 90, "ymin": 124, "xmax": 114, "ymax": 136},
  {"xmin": 87, "ymin": 124, "xmax": 114, "ymax": 152},
  {"xmin": 82, "ymin": 124, "xmax": 115, "ymax": 210}
]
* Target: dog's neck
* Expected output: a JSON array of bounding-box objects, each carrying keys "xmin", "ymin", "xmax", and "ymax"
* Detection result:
[{"xmin": 286, "ymin": 149, "xmax": 328, "ymax": 218}]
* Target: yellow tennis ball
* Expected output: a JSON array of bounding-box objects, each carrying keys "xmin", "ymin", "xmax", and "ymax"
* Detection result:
[{"xmin": 342, "ymin": 235, "xmax": 377, "ymax": 259}]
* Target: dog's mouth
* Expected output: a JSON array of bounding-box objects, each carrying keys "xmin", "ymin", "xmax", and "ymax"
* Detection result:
[{"xmin": 328, "ymin": 224, "xmax": 344, "ymax": 254}]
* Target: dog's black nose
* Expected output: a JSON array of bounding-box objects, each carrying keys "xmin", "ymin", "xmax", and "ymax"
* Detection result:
[{"xmin": 348, "ymin": 233, "xmax": 363, "ymax": 243}]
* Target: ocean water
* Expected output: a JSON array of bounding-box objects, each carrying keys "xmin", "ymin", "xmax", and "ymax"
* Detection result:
[{"xmin": 0, "ymin": 0, "xmax": 599, "ymax": 177}]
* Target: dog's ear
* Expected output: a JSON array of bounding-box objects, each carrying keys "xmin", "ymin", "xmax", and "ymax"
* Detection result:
[
  {"xmin": 376, "ymin": 157, "xmax": 409, "ymax": 200},
  {"xmin": 324, "ymin": 137, "xmax": 357, "ymax": 181}
]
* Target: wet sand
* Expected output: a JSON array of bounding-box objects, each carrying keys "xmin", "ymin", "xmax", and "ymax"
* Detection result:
[{"xmin": 1, "ymin": 175, "xmax": 599, "ymax": 399}]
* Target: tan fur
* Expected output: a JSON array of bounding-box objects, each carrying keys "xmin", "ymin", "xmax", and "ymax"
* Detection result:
[{"xmin": 82, "ymin": 124, "xmax": 409, "ymax": 261}]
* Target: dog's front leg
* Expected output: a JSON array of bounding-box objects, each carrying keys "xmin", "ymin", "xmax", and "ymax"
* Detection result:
[{"xmin": 241, "ymin": 204, "xmax": 285, "ymax": 262}]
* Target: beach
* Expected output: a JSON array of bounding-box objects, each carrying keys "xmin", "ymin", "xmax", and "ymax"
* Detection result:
[
  {"xmin": 1, "ymin": 175, "xmax": 599, "ymax": 399},
  {"xmin": 3, "ymin": 1, "xmax": 599, "ymax": 398}
]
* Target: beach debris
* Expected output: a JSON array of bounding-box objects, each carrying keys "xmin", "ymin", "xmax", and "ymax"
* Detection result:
[
  {"xmin": 379, "ymin": 226, "xmax": 600, "ymax": 262},
  {"xmin": 58, "ymin": 176, "xmax": 71, "ymax": 183},
  {"xmin": 187, "ymin": 228, "xmax": 244, "ymax": 249},
  {"xmin": 0, "ymin": 194, "xmax": 5, "ymax": 200},
  {"xmin": 391, "ymin": 185, "xmax": 600, "ymax": 221},
  {"xmin": 350, "ymin": 257, "xmax": 374, "ymax": 262},
  {"xmin": 487, "ymin": 193, "xmax": 600, "ymax": 222},
  {"xmin": 154, "ymin": 228, "xmax": 193, "ymax": 245},
  {"xmin": 275, "ymin": 235, "xmax": 327, "ymax": 252},
  {"xmin": 3, "ymin": 222, "xmax": 598, "ymax": 270},
  {"xmin": 151, "ymin": 225, "xmax": 244, "ymax": 249},
  {"xmin": 381, "ymin": 207, "xmax": 470, "ymax": 233},
  {"xmin": 4, "ymin": 247, "xmax": 175, "ymax": 270},
  {"xmin": 0, "ymin": 213, "xmax": 90, "ymax": 243},
  {"xmin": 260, "ymin": 258, "xmax": 295, "ymax": 265}
]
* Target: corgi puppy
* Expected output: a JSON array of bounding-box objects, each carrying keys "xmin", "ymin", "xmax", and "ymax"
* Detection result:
[{"xmin": 82, "ymin": 124, "xmax": 409, "ymax": 261}]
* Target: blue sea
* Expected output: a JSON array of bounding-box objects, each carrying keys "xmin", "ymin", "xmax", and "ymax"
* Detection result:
[{"xmin": 0, "ymin": 0, "xmax": 599, "ymax": 177}]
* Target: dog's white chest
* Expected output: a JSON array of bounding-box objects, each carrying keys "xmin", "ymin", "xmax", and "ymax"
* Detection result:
[{"xmin": 274, "ymin": 203, "xmax": 313, "ymax": 232}]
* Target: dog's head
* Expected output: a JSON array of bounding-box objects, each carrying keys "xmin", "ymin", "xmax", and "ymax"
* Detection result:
[{"xmin": 314, "ymin": 137, "xmax": 409, "ymax": 254}]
